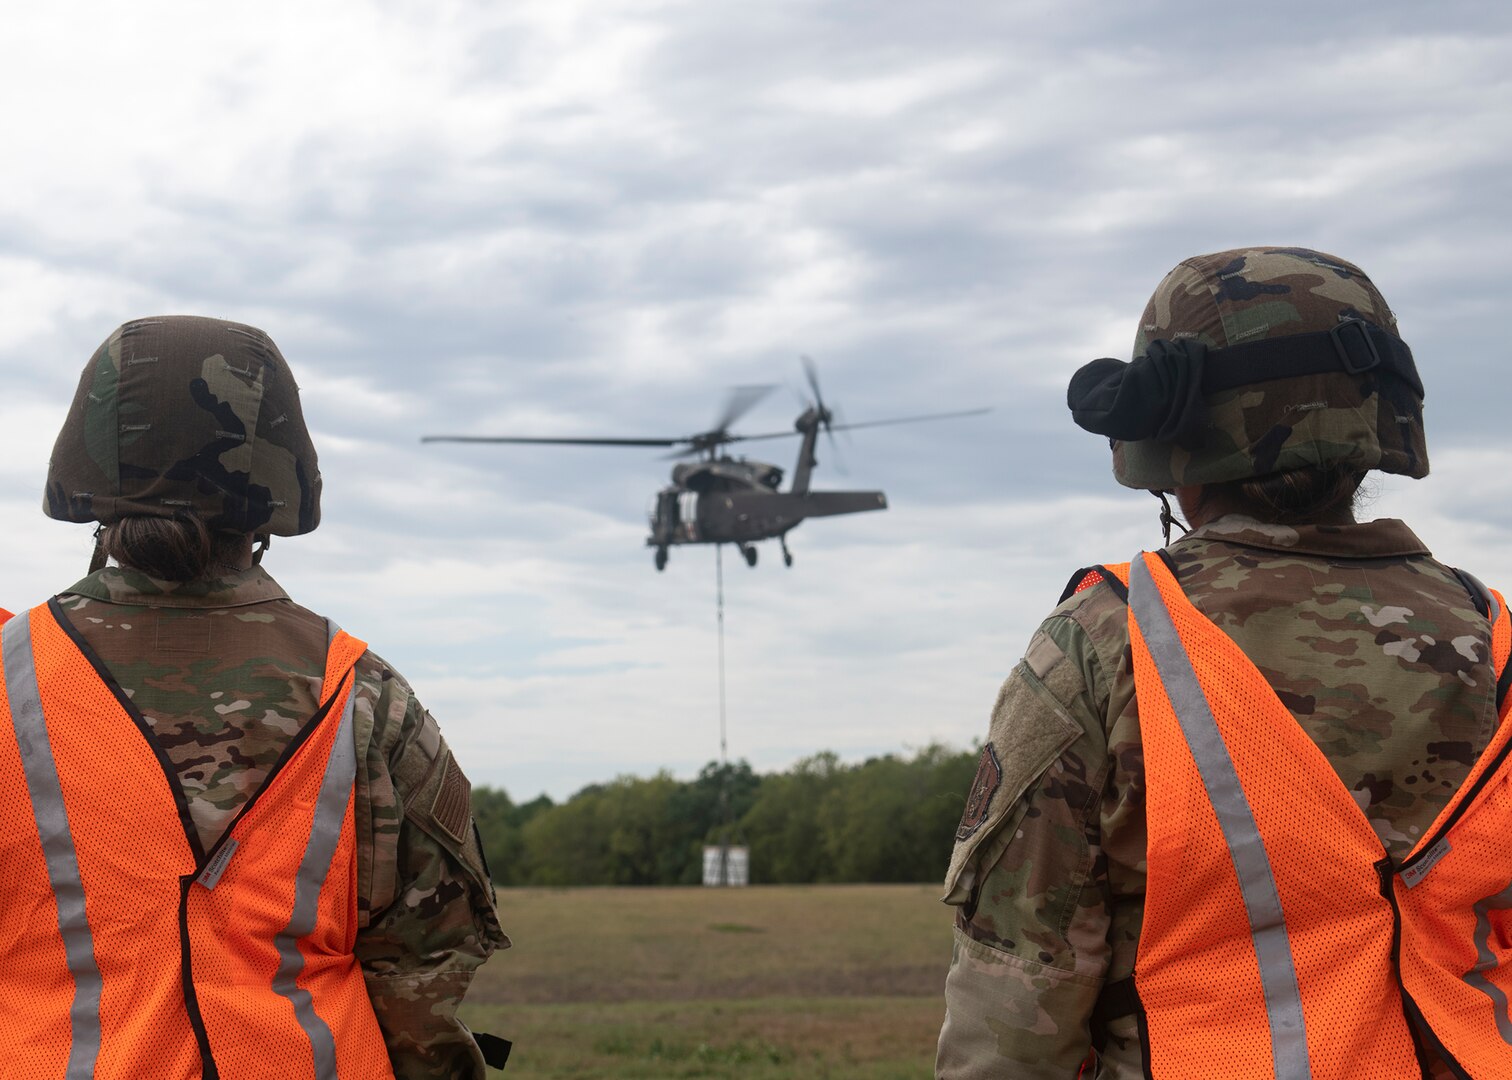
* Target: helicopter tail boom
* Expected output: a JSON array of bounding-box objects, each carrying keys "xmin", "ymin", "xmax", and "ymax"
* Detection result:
[
  {"xmin": 697, "ymin": 489, "xmax": 887, "ymax": 544},
  {"xmin": 790, "ymin": 491, "xmax": 888, "ymax": 518}
]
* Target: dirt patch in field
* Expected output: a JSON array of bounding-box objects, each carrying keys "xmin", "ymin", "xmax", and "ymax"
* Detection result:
[
  {"xmin": 470, "ymin": 883, "xmax": 954, "ymax": 1011},
  {"xmin": 492, "ymin": 963, "xmax": 942, "ymax": 1004}
]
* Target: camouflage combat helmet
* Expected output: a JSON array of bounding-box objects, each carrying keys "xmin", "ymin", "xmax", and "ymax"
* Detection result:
[
  {"xmin": 46, "ymin": 316, "xmax": 321, "ymax": 535},
  {"xmin": 1067, "ymin": 247, "xmax": 1428, "ymax": 490}
]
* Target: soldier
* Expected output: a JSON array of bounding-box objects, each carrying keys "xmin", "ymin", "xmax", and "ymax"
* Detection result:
[
  {"xmin": 937, "ymin": 248, "xmax": 1512, "ymax": 1078},
  {"xmin": 2, "ymin": 316, "xmax": 508, "ymax": 1078}
]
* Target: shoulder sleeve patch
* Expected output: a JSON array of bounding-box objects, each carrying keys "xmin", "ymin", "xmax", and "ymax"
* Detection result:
[
  {"xmin": 429, "ymin": 752, "xmax": 472, "ymax": 846},
  {"xmin": 955, "ymin": 744, "xmax": 1003, "ymax": 841}
]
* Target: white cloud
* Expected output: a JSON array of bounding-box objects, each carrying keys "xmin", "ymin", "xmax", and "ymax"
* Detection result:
[{"xmin": 1, "ymin": 0, "xmax": 1510, "ymax": 798}]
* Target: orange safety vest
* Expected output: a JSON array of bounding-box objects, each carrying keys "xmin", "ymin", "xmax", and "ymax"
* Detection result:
[
  {"xmin": 0, "ymin": 600, "xmax": 394, "ymax": 1080},
  {"xmin": 1077, "ymin": 553, "xmax": 1512, "ymax": 1079}
]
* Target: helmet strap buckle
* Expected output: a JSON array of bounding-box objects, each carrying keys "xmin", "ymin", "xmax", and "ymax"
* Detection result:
[{"xmin": 1330, "ymin": 318, "xmax": 1383, "ymax": 375}]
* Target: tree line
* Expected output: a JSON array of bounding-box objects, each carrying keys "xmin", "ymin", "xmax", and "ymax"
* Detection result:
[{"xmin": 470, "ymin": 745, "xmax": 979, "ymax": 886}]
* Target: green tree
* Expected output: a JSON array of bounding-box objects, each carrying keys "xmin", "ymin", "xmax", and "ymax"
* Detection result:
[
  {"xmin": 815, "ymin": 746, "xmax": 976, "ymax": 882},
  {"xmin": 494, "ymin": 746, "xmax": 975, "ymax": 886},
  {"xmin": 520, "ymin": 785, "xmax": 611, "ymax": 886},
  {"xmin": 472, "ymin": 786, "xmax": 520, "ymax": 885},
  {"xmin": 668, "ymin": 760, "xmax": 763, "ymax": 883},
  {"xmin": 737, "ymin": 752, "xmax": 838, "ymax": 883},
  {"xmin": 600, "ymin": 773, "xmax": 684, "ymax": 884},
  {"xmin": 520, "ymin": 773, "xmax": 705, "ymax": 885},
  {"xmin": 472, "ymin": 787, "xmax": 562, "ymax": 885}
]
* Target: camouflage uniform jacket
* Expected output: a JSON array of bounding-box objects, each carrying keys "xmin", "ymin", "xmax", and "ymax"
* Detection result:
[
  {"xmin": 937, "ymin": 516, "xmax": 1498, "ymax": 1079},
  {"xmin": 51, "ymin": 565, "xmax": 508, "ymax": 1079}
]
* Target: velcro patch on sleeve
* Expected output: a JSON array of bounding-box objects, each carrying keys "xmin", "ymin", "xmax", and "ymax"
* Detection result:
[
  {"xmin": 942, "ymin": 667, "xmax": 1082, "ymax": 903},
  {"xmin": 955, "ymin": 744, "xmax": 1003, "ymax": 841},
  {"xmin": 430, "ymin": 752, "xmax": 473, "ymax": 845},
  {"xmin": 1024, "ymin": 630, "xmax": 1065, "ymax": 679}
]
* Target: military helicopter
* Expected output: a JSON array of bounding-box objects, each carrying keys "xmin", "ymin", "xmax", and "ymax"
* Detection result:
[{"xmin": 423, "ymin": 359, "xmax": 988, "ymax": 570}]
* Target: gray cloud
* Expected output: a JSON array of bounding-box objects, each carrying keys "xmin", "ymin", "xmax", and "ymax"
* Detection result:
[{"xmin": 2, "ymin": 0, "xmax": 1510, "ymax": 798}]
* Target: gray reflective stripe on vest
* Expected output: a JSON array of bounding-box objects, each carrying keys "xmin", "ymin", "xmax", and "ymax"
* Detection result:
[
  {"xmin": 1129, "ymin": 556, "xmax": 1312, "ymax": 1080},
  {"xmin": 1467, "ymin": 880, "xmax": 1512, "ymax": 1045},
  {"xmin": 270, "ymin": 619, "xmax": 358, "ymax": 1080},
  {"xmin": 2, "ymin": 611, "xmax": 103, "ymax": 1079}
]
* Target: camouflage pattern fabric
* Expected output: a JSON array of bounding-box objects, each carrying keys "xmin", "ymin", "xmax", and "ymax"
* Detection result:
[
  {"xmin": 1109, "ymin": 247, "xmax": 1429, "ymax": 490},
  {"xmin": 55, "ymin": 566, "xmax": 507, "ymax": 1080},
  {"xmin": 46, "ymin": 316, "xmax": 321, "ymax": 535},
  {"xmin": 937, "ymin": 517, "xmax": 1490, "ymax": 1079}
]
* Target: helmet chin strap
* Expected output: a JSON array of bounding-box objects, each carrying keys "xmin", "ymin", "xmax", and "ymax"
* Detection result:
[
  {"xmin": 1155, "ymin": 490, "xmax": 1190, "ymax": 547},
  {"xmin": 252, "ymin": 534, "xmax": 271, "ymax": 566},
  {"xmin": 88, "ymin": 525, "xmax": 107, "ymax": 575}
]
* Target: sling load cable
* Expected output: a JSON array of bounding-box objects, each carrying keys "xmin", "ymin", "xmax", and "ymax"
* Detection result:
[{"xmin": 714, "ymin": 542, "xmax": 732, "ymax": 885}]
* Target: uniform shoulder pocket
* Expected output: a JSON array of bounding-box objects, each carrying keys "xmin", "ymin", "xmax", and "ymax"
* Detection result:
[
  {"xmin": 943, "ymin": 633, "xmax": 1083, "ymax": 904},
  {"xmin": 394, "ymin": 712, "xmax": 490, "ymax": 885}
]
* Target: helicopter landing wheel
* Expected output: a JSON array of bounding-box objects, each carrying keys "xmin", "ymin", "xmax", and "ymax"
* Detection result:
[
  {"xmin": 741, "ymin": 545, "xmax": 758, "ymax": 568},
  {"xmin": 655, "ymin": 547, "xmax": 668, "ymax": 571},
  {"xmin": 781, "ymin": 538, "xmax": 793, "ymax": 567}
]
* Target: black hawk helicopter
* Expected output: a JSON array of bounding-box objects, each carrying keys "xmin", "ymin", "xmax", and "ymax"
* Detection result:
[{"xmin": 423, "ymin": 359, "xmax": 988, "ymax": 570}]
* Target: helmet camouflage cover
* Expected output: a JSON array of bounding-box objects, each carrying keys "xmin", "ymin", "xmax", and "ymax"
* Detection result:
[
  {"xmin": 45, "ymin": 315, "xmax": 321, "ymax": 535},
  {"xmin": 1100, "ymin": 247, "xmax": 1428, "ymax": 490}
]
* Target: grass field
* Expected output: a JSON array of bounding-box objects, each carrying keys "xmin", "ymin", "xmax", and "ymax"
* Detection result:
[{"xmin": 460, "ymin": 884, "xmax": 953, "ymax": 1079}]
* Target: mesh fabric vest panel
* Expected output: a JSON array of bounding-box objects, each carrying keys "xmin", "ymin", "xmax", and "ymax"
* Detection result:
[
  {"xmin": 0, "ymin": 605, "xmax": 394, "ymax": 1079},
  {"xmin": 0, "ymin": 606, "xmax": 201, "ymax": 1078},
  {"xmin": 187, "ymin": 629, "xmax": 393, "ymax": 1079},
  {"xmin": 1393, "ymin": 586, "xmax": 1512, "ymax": 1074},
  {"xmin": 0, "ymin": 646, "xmax": 76, "ymax": 1075},
  {"xmin": 1121, "ymin": 554, "xmax": 1421, "ymax": 1077}
]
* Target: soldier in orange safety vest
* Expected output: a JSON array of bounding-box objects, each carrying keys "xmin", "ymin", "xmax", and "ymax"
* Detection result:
[
  {"xmin": 2, "ymin": 317, "xmax": 508, "ymax": 1079},
  {"xmin": 937, "ymin": 248, "xmax": 1512, "ymax": 1079}
]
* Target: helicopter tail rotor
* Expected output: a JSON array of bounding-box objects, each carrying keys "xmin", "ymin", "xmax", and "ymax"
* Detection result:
[
  {"xmin": 827, "ymin": 403, "xmax": 851, "ymax": 475},
  {"xmin": 800, "ymin": 354, "xmax": 844, "ymax": 470},
  {"xmin": 800, "ymin": 355, "xmax": 829, "ymax": 425}
]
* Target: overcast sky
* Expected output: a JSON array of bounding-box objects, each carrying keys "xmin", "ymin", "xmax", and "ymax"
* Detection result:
[{"xmin": 3, "ymin": 0, "xmax": 1511, "ymax": 800}]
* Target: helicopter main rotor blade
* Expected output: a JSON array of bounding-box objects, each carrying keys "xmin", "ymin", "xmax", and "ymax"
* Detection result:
[
  {"xmin": 825, "ymin": 407, "xmax": 992, "ymax": 433},
  {"xmin": 660, "ymin": 444, "xmax": 708, "ymax": 460},
  {"xmin": 712, "ymin": 406, "xmax": 992, "ymax": 445},
  {"xmin": 711, "ymin": 384, "xmax": 777, "ymax": 435},
  {"xmin": 421, "ymin": 435, "xmax": 686, "ymax": 447},
  {"xmin": 712, "ymin": 428, "xmax": 807, "ymax": 443}
]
